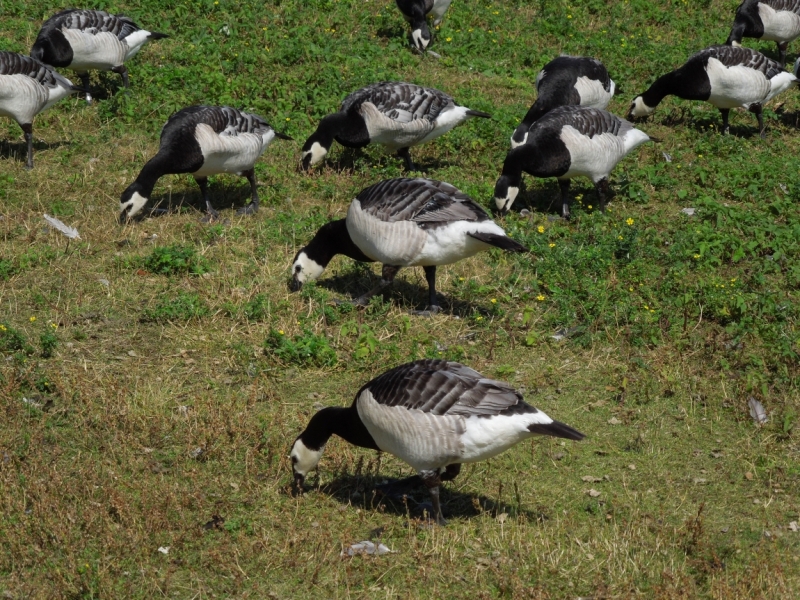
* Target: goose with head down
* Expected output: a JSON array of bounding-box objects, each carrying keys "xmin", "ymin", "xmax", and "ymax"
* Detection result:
[
  {"xmin": 395, "ymin": 0, "xmax": 453, "ymax": 52},
  {"xmin": 291, "ymin": 359, "xmax": 585, "ymax": 524},
  {"xmin": 726, "ymin": 0, "xmax": 800, "ymax": 66},
  {"xmin": 290, "ymin": 177, "xmax": 528, "ymax": 314},
  {"xmin": 0, "ymin": 52, "xmax": 79, "ymax": 169},
  {"xmin": 300, "ymin": 81, "xmax": 490, "ymax": 172},
  {"xmin": 31, "ymin": 8, "xmax": 168, "ymax": 103},
  {"xmin": 119, "ymin": 105, "xmax": 291, "ymax": 222},
  {"xmin": 496, "ymin": 106, "xmax": 652, "ymax": 218}
]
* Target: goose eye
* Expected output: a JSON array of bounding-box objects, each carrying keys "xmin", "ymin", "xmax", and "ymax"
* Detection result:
[
  {"xmin": 291, "ymin": 455, "xmax": 298, "ymax": 464},
  {"xmin": 294, "ymin": 265, "xmax": 302, "ymax": 272}
]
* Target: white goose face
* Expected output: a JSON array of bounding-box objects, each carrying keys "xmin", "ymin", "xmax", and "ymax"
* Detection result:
[
  {"xmin": 494, "ymin": 179, "xmax": 519, "ymax": 214},
  {"xmin": 510, "ymin": 130, "xmax": 528, "ymax": 149},
  {"xmin": 301, "ymin": 141, "xmax": 328, "ymax": 170},
  {"xmin": 290, "ymin": 438, "xmax": 324, "ymax": 487},
  {"xmin": 628, "ymin": 96, "xmax": 655, "ymax": 119},
  {"xmin": 289, "ymin": 251, "xmax": 325, "ymax": 291},
  {"xmin": 119, "ymin": 191, "xmax": 149, "ymax": 222},
  {"xmin": 411, "ymin": 28, "xmax": 430, "ymax": 51}
]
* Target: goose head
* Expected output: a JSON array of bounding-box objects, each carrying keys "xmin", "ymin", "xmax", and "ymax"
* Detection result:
[
  {"xmin": 627, "ymin": 96, "xmax": 656, "ymax": 121},
  {"xmin": 289, "ymin": 250, "xmax": 325, "ymax": 292},
  {"xmin": 119, "ymin": 185, "xmax": 149, "ymax": 223},
  {"xmin": 290, "ymin": 436, "xmax": 324, "ymax": 490},
  {"xmin": 493, "ymin": 173, "xmax": 521, "ymax": 215},
  {"xmin": 410, "ymin": 20, "xmax": 432, "ymax": 52}
]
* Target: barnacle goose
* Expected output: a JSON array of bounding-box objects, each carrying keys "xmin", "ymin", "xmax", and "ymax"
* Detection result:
[
  {"xmin": 495, "ymin": 106, "xmax": 652, "ymax": 217},
  {"xmin": 290, "ymin": 178, "xmax": 528, "ymax": 314},
  {"xmin": 627, "ymin": 45, "xmax": 798, "ymax": 138},
  {"xmin": 727, "ymin": 0, "xmax": 800, "ymax": 65},
  {"xmin": 300, "ymin": 81, "xmax": 490, "ymax": 172},
  {"xmin": 119, "ymin": 106, "xmax": 291, "ymax": 222},
  {"xmin": 31, "ymin": 9, "xmax": 168, "ymax": 103},
  {"xmin": 291, "ymin": 359, "xmax": 585, "ymax": 524},
  {"xmin": 396, "ymin": 0, "xmax": 453, "ymax": 52},
  {"xmin": 0, "ymin": 52, "xmax": 79, "ymax": 170},
  {"xmin": 511, "ymin": 56, "xmax": 616, "ymax": 148}
]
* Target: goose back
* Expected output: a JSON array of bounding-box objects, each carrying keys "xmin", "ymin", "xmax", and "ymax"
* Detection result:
[{"xmin": 0, "ymin": 52, "xmax": 73, "ymax": 123}]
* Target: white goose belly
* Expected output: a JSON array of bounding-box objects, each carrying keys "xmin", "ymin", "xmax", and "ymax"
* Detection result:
[
  {"xmin": 705, "ymin": 59, "xmax": 771, "ymax": 108},
  {"xmin": 559, "ymin": 126, "xmax": 640, "ymax": 182},
  {"xmin": 758, "ymin": 4, "xmax": 800, "ymax": 41},
  {"xmin": 574, "ymin": 76, "xmax": 614, "ymax": 110},
  {"xmin": 0, "ymin": 74, "xmax": 49, "ymax": 123},
  {"xmin": 192, "ymin": 124, "xmax": 272, "ymax": 177},
  {"xmin": 415, "ymin": 220, "xmax": 507, "ymax": 266},
  {"xmin": 62, "ymin": 29, "xmax": 126, "ymax": 70}
]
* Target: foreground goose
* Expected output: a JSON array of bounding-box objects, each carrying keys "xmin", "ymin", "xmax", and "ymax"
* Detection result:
[
  {"xmin": 31, "ymin": 9, "xmax": 168, "ymax": 103},
  {"xmin": 627, "ymin": 45, "xmax": 798, "ymax": 138},
  {"xmin": 495, "ymin": 106, "xmax": 652, "ymax": 217},
  {"xmin": 395, "ymin": 0, "xmax": 453, "ymax": 52},
  {"xmin": 119, "ymin": 105, "xmax": 291, "ymax": 222},
  {"xmin": 0, "ymin": 52, "xmax": 78, "ymax": 169},
  {"xmin": 511, "ymin": 56, "xmax": 616, "ymax": 148},
  {"xmin": 300, "ymin": 82, "xmax": 490, "ymax": 172},
  {"xmin": 291, "ymin": 359, "xmax": 585, "ymax": 524},
  {"xmin": 290, "ymin": 178, "xmax": 528, "ymax": 313},
  {"xmin": 727, "ymin": 0, "xmax": 800, "ymax": 65}
]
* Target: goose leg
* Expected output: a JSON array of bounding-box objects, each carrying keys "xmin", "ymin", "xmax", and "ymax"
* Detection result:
[
  {"xmin": 195, "ymin": 177, "xmax": 220, "ymax": 222},
  {"xmin": 558, "ymin": 179, "xmax": 571, "ymax": 219},
  {"xmin": 749, "ymin": 103, "xmax": 765, "ymax": 139},
  {"xmin": 237, "ymin": 168, "xmax": 259, "ymax": 215},
  {"xmin": 420, "ymin": 470, "xmax": 447, "ymax": 525},
  {"xmin": 355, "ymin": 264, "xmax": 399, "ymax": 305},
  {"xmin": 777, "ymin": 41, "xmax": 788, "ymax": 66},
  {"xmin": 719, "ymin": 108, "xmax": 730, "ymax": 135},
  {"xmin": 79, "ymin": 73, "xmax": 92, "ymax": 103},
  {"xmin": 397, "ymin": 147, "xmax": 417, "ymax": 171},
  {"xmin": 375, "ymin": 464, "xmax": 461, "ymax": 498},
  {"xmin": 111, "ymin": 65, "xmax": 130, "ymax": 89},
  {"xmin": 411, "ymin": 265, "xmax": 441, "ymax": 316},
  {"xmin": 21, "ymin": 123, "xmax": 33, "ymax": 170},
  {"xmin": 594, "ymin": 177, "xmax": 609, "ymax": 213}
]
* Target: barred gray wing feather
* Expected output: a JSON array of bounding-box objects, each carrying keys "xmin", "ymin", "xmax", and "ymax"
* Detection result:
[
  {"xmin": 163, "ymin": 106, "xmax": 273, "ymax": 137},
  {"xmin": 342, "ymin": 82, "xmax": 453, "ymax": 122},
  {"xmin": 361, "ymin": 359, "xmax": 535, "ymax": 417},
  {"xmin": 355, "ymin": 178, "xmax": 489, "ymax": 224},
  {"xmin": 537, "ymin": 106, "xmax": 624, "ymax": 137},
  {"xmin": 701, "ymin": 45, "xmax": 784, "ymax": 79},
  {"xmin": 0, "ymin": 52, "xmax": 71, "ymax": 89},
  {"xmin": 765, "ymin": 0, "xmax": 800, "ymax": 13},
  {"xmin": 56, "ymin": 9, "xmax": 142, "ymax": 40}
]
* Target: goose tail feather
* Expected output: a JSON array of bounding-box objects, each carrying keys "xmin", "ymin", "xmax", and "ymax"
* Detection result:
[
  {"xmin": 529, "ymin": 420, "xmax": 585, "ymax": 441},
  {"xmin": 468, "ymin": 232, "xmax": 529, "ymax": 253},
  {"xmin": 148, "ymin": 32, "xmax": 170, "ymax": 40},
  {"xmin": 466, "ymin": 109, "xmax": 492, "ymax": 119}
]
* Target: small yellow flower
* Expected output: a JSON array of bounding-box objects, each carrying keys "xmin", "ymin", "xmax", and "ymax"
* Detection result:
[
  {"xmin": 278, "ymin": 330, "xmax": 284, "ymax": 335},
  {"xmin": 549, "ymin": 243, "xmax": 556, "ymax": 248},
  {"xmin": 693, "ymin": 254, "xmax": 700, "ymax": 259},
  {"xmin": 0, "ymin": 324, "xmax": 6, "ymax": 331},
  {"xmin": 537, "ymin": 225, "xmax": 545, "ymax": 233},
  {"xmin": 536, "ymin": 294, "xmax": 545, "ymax": 301},
  {"xmin": 575, "ymin": 194, "xmax": 583, "ymax": 201},
  {"xmin": 285, "ymin": 117, "xmax": 290, "ymax": 121},
  {"xmin": 446, "ymin": 37, "xmax": 452, "ymax": 42},
  {"xmin": 644, "ymin": 305, "xmax": 649, "ymax": 310},
  {"xmin": 731, "ymin": 278, "xmax": 736, "ymax": 283},
  {"xmin": 491, "ymin": 298, "xmax": 497, "ymax": 304},
  {"xmin": 476, "ymin": 316, "xmax": 483, "ymax": 321},
  {"xmin": 629, "ymin": 287, "xmax": 633, "ymax": 291},
  {"xmin": 459, "ymin": 277, "xmax": 465, "ymax": 282},
  {"xmin": 618, "ymin": 235, "xmax": 623, "ymax": 240},
  {"xmin": 698, "ymin": 154, "xmax": 702, "ymax": 158},
  {"xmin": 588, "ymin": 205, "xmax": 593, "ymax": 209},
  {"xmin": 626, "ymin": 218, "xmax": 634, "ymax": 226},
  {"xmin": 29, "ymin": 316, "xmax": 36, "ymax": 322},
  {"xmin": 567, "ymin": 14, "xmax": 572, "ymax": 18},
  {"xmin": 51, "ymin": 323, "xmax": 58, "ymax": 329}
]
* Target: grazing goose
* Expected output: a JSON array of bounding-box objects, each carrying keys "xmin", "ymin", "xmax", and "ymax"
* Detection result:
[
  {"xmin": 495, "ymin": 106, "xmax": 652, "ymax": 217},
  {"xmin": 31, "ymin": 9, "xmax": 168, "ymax": 103},
  {"xmin": 727, "ymin": 0, "xmax": 800, "ymax": 65},
  {"xmin": 290, "ymin": 178, "xmax": 528, "ymax": 313},
  {"xmin": 627, "ymin": 45, "xmax": 798, "ymax": 138},
  {"xmin": 300, "ymin": 81, "xmax": 490, "ymax": 172},
  {"xmin": 0, "ymin": 52, "xmax": 78, "ymax": 170},
  {"xmin": 511, "ymin": 55, "xmax": 616, "ymax": 148},
  {"xmin": 291, "ymin": 359, "xmax": 585, "ymax": 525},
  {"xmin": 395, "ymin": 0, "xmax": 453, "ymax": 52},
  {"xmin": 119, "ymin": 105, "xmax": 291, "ymax": 222}
]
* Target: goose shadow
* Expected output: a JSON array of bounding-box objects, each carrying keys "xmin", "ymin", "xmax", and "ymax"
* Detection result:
[
  {"xmin": 124, "ymin": 179, "xmax": 265, "ymax": 220},
  {"xmin": 315, "ymin": 147, "xmax": 449, "ymax": 175},
  {"xmin": 313, "ymin": 270, "xmax": 493, "ymax": 317},
  {"xmin": 0, "ymin": 139, "xmax": 71, "ymax": 165},
  {"xmin": 300, "ymin": 472, "xmax": 550, "ymax": 523},
  {"xmin": 502, "ymin": 180, "xmax": 601, "ymax": 218},
  {"xmin": 685, "ymin": 114, "xmax": 760, "ymax": 138},
  {"xmin": 375, "ymin": 25, "xmax": 406, "ymax": 41},
  {"xmin": 778, "ymin": 110, "xmax": 800, "ymax": 129}
]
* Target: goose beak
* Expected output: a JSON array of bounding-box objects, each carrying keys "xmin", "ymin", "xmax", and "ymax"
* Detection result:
[
  {"xmin": 289, "ymin": 275, "xmax": 303, "ymax": 292},
  {"xmin": 293, "ymin": 472, "xmax": 305, "ymax": 492}
]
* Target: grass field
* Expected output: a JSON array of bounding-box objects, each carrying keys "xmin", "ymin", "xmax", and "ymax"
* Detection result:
[{"xmin": 1, "ymin": 0, "xmax": 799, "ymax": 597}]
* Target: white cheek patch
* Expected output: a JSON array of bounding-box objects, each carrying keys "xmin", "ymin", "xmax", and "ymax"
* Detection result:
[
  {"xmin": 494, "ymin": 186, "xmax": 519, "ymax": 212},
  {"xmin": 510, "ymin": 132, "xmax": 528, "ymax": 149},
  {"xmin": 292, "ymin": 251, "xmax": 325, "ymax": 284},
  {"xmin": 411, "ymin": 29, "xmax": 429, "ymax": 50},
  {"xmin": 630, "ymin": 96, "xmax": 655, "ymax": 117},
  {"xmin": 306, "ymin": 141, "xmax": 328, "ymax": 166},
  {"xmin": 120, "ymin": 191, "xmax": 148, "ymax": 218},
  {"xmin": 731, "ymin": 40, "xmax": 742, "ymax": 47},
  {"xmin": 290, "ymin": 439, "xmax": 324, "ymax": 477}
]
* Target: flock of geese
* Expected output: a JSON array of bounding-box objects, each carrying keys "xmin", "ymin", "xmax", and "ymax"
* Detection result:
[{"xmin": 2, "ymin": 0, "xmax": 799, "ymax": 524}]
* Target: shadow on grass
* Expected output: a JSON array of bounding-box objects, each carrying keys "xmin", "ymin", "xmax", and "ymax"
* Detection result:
[
  {"xmin": 507, "ymin": 180, "xmax": 600, "ymax": 218},
  {"xmin": 135, "ymin": 179, "xmax": 264, "ymax": 219},
  {"xmin": 0, "ymin": 139, "xmax": 71, "ymax": 166},
  {"xmin": 319, "ymin": 147, "xmax": 451, "ymax": 175},
  {"xmin": 303, "ymin": 473, "xmax": 549, "ymax": 523}
]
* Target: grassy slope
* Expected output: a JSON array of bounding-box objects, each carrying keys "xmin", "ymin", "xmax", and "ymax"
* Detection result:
[{"xmin": 1, "ymin": 0, "xmax": 799, "ymax": 597}]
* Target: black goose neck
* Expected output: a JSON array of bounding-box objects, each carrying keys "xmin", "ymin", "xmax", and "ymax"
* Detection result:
[
  {"xmin": 304, "ymin": 219, "xmax": 372, "ymax": 267},
  {"xmin": 301, "ymin": 405, "xmax": 378, "ymax": 451},
  {"xmin": 640, "ymin": 70, "xmax": 679, "ymax": 108}
]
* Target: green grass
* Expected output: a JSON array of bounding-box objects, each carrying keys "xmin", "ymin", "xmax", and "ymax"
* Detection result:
[{"xmin": 1, "ymin": 0, "xmax": 799, "ymax": 597}]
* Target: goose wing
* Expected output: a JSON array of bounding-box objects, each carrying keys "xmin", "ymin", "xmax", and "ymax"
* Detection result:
[
  {"xmin": 535, "ymin": 105, "xmax": 627, "ymax": 138},
  {"xmin": 47, "ymin": 9, "xmax": 142, "ymax": 40},
  {"xmin": 342, "ymin": 82, "xmax": 453, "ymax": 123},
  {"xmin": 161, "ymin": 106, "xmax": 275, "ymax": 138},
  {"xmin": 701, "ymin": 45, "xmax": 784, "ymax": 78},
  {"xmin": 764, "ymin": 0, "xmax": 800, "ymax": 13},
  {"xmin": 355, "ymin": 178, "xmax": 490, "ymax": 224},
  {"xmin": 0, "ymin": 52, "xmax": 72, "ymax": 89},
  {"xmin": 360, "ymin": 359, "xmax": 532, "ymax": 417}
]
